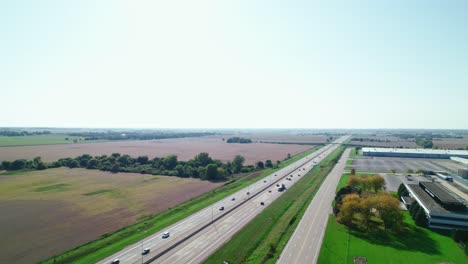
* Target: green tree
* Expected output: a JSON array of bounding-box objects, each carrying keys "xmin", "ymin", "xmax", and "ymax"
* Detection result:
[
  {"xmin": 87, "ymin": 159, "xmax": 98, "ymax": 169},
  {"xmin": 1, "ymin": 161, "xmax": 11, "ymax": 170},
  {"xmin": 175, "ymin": 164, "xmax": 185, "ymax": 177},
  {"xmin": 232, "ymin": 155, "xmax": 245, "ymax": 173},
  {"xmin": 11, "ymin": 159, "xmax": 27, "ymax": 170},
  {"xmin": 265, "ymin": 160, "xmax": 273, "ymax": 168},
  {"xmin": 257, "ymin": 161, "xmax": 265, "ymax": 169},
  {"xmin": 194, "ymin": 152, "xmax": 213, "ymax": 167},
  {"xmin": 206, "ymin": 164, "xmax": 218, "ymax": 180},
  {"xmin": 164, "ymin": 155, "xmax": 178, "ymax": 170}
]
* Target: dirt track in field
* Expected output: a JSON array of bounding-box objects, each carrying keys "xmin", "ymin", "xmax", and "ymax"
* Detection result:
[
  {"xmin": 0, "ymin": 136, "xmax": 312, "ymax": 165},
  {"xmin": 0, "ymin": 168, "xmax": 222, "ymax": 264}
]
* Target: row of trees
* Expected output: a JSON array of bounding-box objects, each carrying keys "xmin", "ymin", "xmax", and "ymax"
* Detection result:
[
  {"xmin": 0, "ymin": 130, "xmax": 51, "ymax": 137},
  {"xmin": 347, "ymin": 174, "xmax": 386, "ymax": 193},
  {"xmin": 226, "ymin": 137, "xmax": 252, "ymax": 143},
  {"xmin": 0, "ymin": 153, "xmax": 283, "ymax": 181}
]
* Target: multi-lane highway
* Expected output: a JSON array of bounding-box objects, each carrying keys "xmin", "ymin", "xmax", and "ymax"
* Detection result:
[
  {"xmin": 99, "ymin": 136, "xmax": 350, "ymax": 264},
  {"xmin": 277, "ymin": 148, "xmax": 351, "ymax": 264}
]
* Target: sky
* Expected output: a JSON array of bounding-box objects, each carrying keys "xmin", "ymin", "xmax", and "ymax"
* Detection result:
[{"xmin": 1, "ymin": 0, "xmax": 467, "ymax": 129}]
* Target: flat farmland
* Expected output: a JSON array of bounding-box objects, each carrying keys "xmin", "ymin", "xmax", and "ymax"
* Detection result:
[
  {"xmin": 350, "ymin": 135, "xmax": 418, "ymax": 148},
  {"xmin": 433, "ymin": 137, "xmax": 468, "ymax": 149},
  {"xmin": 238, "ymin": 132, "xmax": 329, "ymax": 143},
  {"xmin": 0, "ymin": 168, "xmax": 222, "ymax": 264},
  {"xmin": 0, "ymin": 136, "xmax": 312, "ymax": 164}
]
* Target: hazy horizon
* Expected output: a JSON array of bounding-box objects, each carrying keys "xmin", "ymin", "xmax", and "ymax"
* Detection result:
[{"xmin": 2, "ymin": 1, "xmax": 468, "ymax": 129}]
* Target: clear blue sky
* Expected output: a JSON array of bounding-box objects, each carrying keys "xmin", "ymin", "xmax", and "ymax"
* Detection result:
[{"xmin": 1, "ymin": 0, "xmax": 467, "ymax": 129}]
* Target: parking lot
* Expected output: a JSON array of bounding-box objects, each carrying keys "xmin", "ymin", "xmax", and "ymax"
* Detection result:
[{"xmin": 350, "ymin": 156, "xmax": 467, "ymax": 174}]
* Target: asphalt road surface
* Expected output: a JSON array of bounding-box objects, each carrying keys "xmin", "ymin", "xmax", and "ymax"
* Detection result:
[
  {"xmin": 98, "ymin": 136, "xmax": 350, "ymax": 264},
  {"xmin": 277, "ymin": 148, "xmax": 351, "ymax": 264}
]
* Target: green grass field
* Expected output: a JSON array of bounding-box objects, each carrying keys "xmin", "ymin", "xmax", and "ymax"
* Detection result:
[
  {"xmin": 0, "ymin": 134, "xmax": 88, "ymax": 146},
  {"xmin": 41, "ymin": 147, "xmax": 320, "ymax": 264},
  {"xmin": 204, "ymin": 147, "xmax": 345, "ymax": 264},
  {"xmin": 318, "ymin": 212, "xmax": 467, "ymax": 264}
]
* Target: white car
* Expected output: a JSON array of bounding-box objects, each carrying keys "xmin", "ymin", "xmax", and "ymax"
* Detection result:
[{"xmin": 162, "ymin": 231, "xmax": 170, "ymax": 238}]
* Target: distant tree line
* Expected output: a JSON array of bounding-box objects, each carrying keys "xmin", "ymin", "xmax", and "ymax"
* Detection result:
[
  {"xmin": 0, "ymin": 130, "xmax": 51, "ymax": 137},
  {"xmin": 0, "ymin": 153, "xmax": 282, "ymax": 181},
  {"xmin": 66, "ymin": 131, "xmax": 216, "ymax": 141},
  {"xmin": 226, "ymin": 137, "xmax": 252, "ymax": 143}
]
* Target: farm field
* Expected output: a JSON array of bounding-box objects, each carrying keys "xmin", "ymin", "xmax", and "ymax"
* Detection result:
[
  {"xmin": 433, "ymin": 137, "xmax": 468, "ymax": 149},
  {"xmin": 235, "ymin": 132, "xmax": 329, "ymax": 144},
  {"xmin": 0, "ymin": 136, "xmax": 312, "ymax": 164},
  {"xmin": 0, "ymin": 168, "xmax": 222, "ymax": 264},
  {"xmin": 0, "ymin": 134, "xmax": 89, "ymax": 147},
  {"xmin": 318, "ymin": 212, "xmax": 467, "ymax": 264}
]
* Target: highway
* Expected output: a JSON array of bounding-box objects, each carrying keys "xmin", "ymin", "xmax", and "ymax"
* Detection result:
[
  {"xmin": 98, "ymin": 136, "xmax": 350, "ymax": 264},
  {"xmin": 277, "ymin": 148, "xmax": 351, "ymax": 264}
]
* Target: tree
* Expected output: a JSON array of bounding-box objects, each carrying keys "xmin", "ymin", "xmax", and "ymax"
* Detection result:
[
  {"xmin": 287, "ymin": 153, "xmax": 291, "ymax": 159},
  {"xmin": 347, "ymin": 175, "xmax": 361, "ymax": 189},
  {"xmin": 361, "ymin": 176, "xmax": 372, "ymax": 192},
  {"xmin": 87, "ymin": 159, "xmax": 98, "ymax": 169},
  {"xmin": 257, "ymin": 161, "xmax": 265, "ymax": 169},
  {"xmin": 407, "ymin": 169, "xmax": 414, "ymax": 174},
  {"xmin": 67, "ymin": 160, "xmax": 79, "ymax": 168},
  {"xmin": 1, "ymin": 161, "xmax": 11, "ymax": 170},
  {"xmin": 350, "ymin": 168, "xmax": 356, "ymax": 175},
  {"xmin": 232, "ymin": 155, "xmax": 245, "ymax": 173},
  {"xmin": 137, "ymin": 156, "xmax": 149, "ymax": 165},
  {"xmin": 110, "ymin": 163, "xmax": 120, "ymax": 173},
  {"xmin": 374, "ymin": 193, "xmax": 403, "ymax": 231},
  {"xmin": 175, "ymin": 164, "xmax": 185, "ymax": 177},
  {"xmin": 194, "ymin": 152, "xmax": 213, "ymax": 167},
  {"xmin": 265, "ymin": 160, "xmax": 273, "ymax": 168},
  {"xmin": 276, "ymin": 160, "xmax": 281, "ymax": 168},
  {"xmin": 206, "ymin": 164, "xmax": 218, "ymax": 180},
  {"xmin": 164, "ymin": 155, "xmax": 178, "ymax": 170},
  {"xmin": 369, "ymin": 175, "xmax": 385, "ymax": 193},
  {"xmin": 36, "ymin": 162, "xmax": 48, "ymax": 170},
  {"xmin": 11, "ymin": 159, "xmax": 27, "ymax": 170},
  {"xmin": 337, "ymin": 193, "xmax": 361, "ymax": 226}
]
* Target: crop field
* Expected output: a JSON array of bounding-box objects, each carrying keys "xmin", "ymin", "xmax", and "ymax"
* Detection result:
[
  {"xmin": 235, "ymin": 132, "xmax": 329, "ymax": 144},
  {"xmin": 0, "ymin": 136, "xmax": 312, "ymax": 164},
  {"xmin": 350, "ymin": 157, "xmax": 468, "ymax": 174},
  {"xmin": 0, "ymin": 168, "xmax": 222, "ymax": 264},
  {"xmin": 0, "ymin": 134, "xmax": 88, "ymax": 147},
  {"xmin": 433, "ymin": 137, "xmax": 468, "ymax": 149}
]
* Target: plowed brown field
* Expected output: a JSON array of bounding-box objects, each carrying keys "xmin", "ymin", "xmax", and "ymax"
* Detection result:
[
  {"xmin": 0, "ymin": 168, "xmax": 222, "ymax": 264},
  {"xmin": 0, "ymin": 136, "xmax": 312, "ymax": 165}
]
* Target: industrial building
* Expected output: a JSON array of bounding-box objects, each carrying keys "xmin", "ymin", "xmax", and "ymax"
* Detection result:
[
  {"xmin": 363, "ymin": 147, "xmax": 468, "ymax": 159},
  {"xmin": 403, "ymin": 181, "xmax": 468, "ymax": 230}
]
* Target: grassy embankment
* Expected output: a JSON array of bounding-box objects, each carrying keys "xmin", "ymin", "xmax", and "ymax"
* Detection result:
[
  {"xmin": 318, "ymin": 212, "xmax": 467, "ymax": 264},
  {"xmin": 41, "ymin": 147, "xmax": 320, "ymax": 264},
  {"xmin": 0, "ymin": 134, "xmax": 92, "ymax": 147},
  {"xmin": 204, "ymin": 147, "xmax": 345, "ymax": 264}
]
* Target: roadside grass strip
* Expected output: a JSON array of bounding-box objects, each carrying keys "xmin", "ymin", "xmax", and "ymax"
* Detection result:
[
  {"xmin": 40, "ymin": 147, "xmax": 320, "ymax": 264},
  {"xmin": 318, "ymin": 212, "xmax": 467, "ymax": 264},
  {"xmin": 204, "ymin": 147, "xmax": 344, "ymax": 264}
]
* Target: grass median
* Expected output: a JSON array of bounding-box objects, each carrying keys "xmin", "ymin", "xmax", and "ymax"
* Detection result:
[
  {"xmin": 40, "ymin": 147, "xmax": 320, "ymax": 264},
  {"xmin": 204, "ymin": 146, "xmax": 345, "ymax": 264}
]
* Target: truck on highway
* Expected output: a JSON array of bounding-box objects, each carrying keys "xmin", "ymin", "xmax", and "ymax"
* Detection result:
[{"xmin": 278, "ymin": 183, "xmax": 286, "ymax": 192}]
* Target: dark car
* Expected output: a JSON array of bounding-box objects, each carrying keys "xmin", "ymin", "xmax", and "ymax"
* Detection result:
[
  {"xmin": 111, "ymin": 259, "xmax": 120, "ymax": 264},
  {"xmin": 231, "ymin": 197, "xmax": 235, "ymax": 201},
  {"xmin": 268, "ymin": 190, "xmax": 272, "ymax": 193},
  {"xmin": 246, "ymin": 191, "xmax": 250, "ymax": 195},
  {"xmin": 276, "ymin": 184, "xmax": 280, "ymax": 187},
  {"xmin": 260, "ymin": 202, "xmax": 265, "ymax": 205},
  {"xmin": 142, "ymin": 248, "xmax": 150, "ymax": 255},
  {"xmin": 264, "ymin": 180, "xmax": 267, "ymax": 183},
  {"xmin": 219, "ymin": 206, "xmax": 225, "ymax": 211}
]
